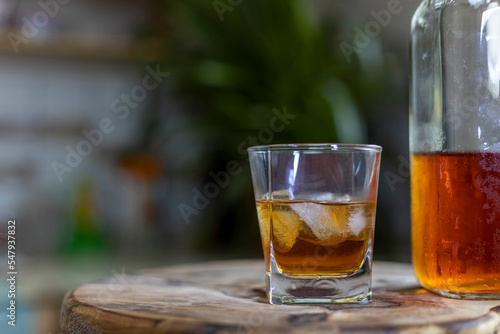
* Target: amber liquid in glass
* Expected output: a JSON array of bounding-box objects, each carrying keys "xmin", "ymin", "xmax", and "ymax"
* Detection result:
[
  {"xmin": 256, "ymin": 199, "xmax": 375, "ymax": 277},
  {"xmin": 412, "ymin": 152, "xmax": 500, "ymax": 296}
]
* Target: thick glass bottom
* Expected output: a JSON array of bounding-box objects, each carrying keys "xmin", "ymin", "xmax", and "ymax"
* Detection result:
[{"xmin": 267, "ymin": 254, "xmax": 372, "ymax": 304}]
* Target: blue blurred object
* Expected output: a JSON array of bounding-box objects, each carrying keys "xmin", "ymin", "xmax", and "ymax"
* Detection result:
[{"xmin": 0, "ymin": 282, "xmax": 35, "ymax": 334}]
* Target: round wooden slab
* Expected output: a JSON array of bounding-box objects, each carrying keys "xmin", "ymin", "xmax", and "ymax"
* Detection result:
[{"xmin": 61, "ymin": 260, "xmax": 500, "ymax": 333}]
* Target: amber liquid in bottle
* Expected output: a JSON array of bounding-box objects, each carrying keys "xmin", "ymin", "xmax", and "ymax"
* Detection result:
[{"xmin": 411, "ymin": 152, "xmax": 500, "ymax": 295}]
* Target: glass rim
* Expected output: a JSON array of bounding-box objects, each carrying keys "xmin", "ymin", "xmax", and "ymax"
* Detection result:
[{"xmin": 247, "ymin": 143, "xmax": 382, "ymax": 153}]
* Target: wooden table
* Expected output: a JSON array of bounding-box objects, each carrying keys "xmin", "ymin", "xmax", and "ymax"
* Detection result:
[{"xmin": 60, "ymin": 260, "xmax": 500, "ymax": 333}]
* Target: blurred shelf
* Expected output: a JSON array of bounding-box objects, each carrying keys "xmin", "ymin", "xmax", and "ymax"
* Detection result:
[{"xmin": 0, "ymin": 29, "xmax": 165, "ymax": 62}]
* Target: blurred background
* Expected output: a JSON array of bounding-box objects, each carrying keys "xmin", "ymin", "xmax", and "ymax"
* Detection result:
[{"xmin": 0, "ymin": 0, "xmax": 417, "ymax": 332}]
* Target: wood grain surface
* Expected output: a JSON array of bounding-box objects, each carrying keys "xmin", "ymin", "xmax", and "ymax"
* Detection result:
[{"xmin": 60, "ymin": 260, "xmax": 500, "ymax": 333}]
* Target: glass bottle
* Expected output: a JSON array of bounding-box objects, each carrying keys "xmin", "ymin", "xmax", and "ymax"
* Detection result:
[{"xmin": 411, "ymin": 0, "xmax": 500, "ymax": 299}]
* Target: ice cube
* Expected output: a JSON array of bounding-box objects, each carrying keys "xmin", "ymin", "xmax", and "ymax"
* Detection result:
[
  {"xmin": 315, "ymin": 192, "xmax": 336, "ymax": 202},
  {"xmin": 256, "ymin": 204, "xmax": 271, "ymax": 247},
  {"xmin": 468, "ymin": 0, "xmax": 483, "ymax": 9},
  {"xmin": 271, "ymin": 209, "xmax": 301, "ymax": 253},
  {"xmin": 335, "ymin": 194, "xmax": 351, "ymax": 203},
  {"xmin": 348, "ymin": 207, "xmax": 366, "ymax": 236},
  {"xmin": 289, "ymin": 202, "xmax": 337, "ymax": 241},
  {"xmin": 269, "ymin": 189, "xmax": 291, "ymax": 200},
  {"xmin": 313, "ymin": 193, "xmax": 352, "ymax": 203}
]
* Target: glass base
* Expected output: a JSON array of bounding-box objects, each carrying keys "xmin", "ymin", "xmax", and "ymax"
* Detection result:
[
  {"xmin": 423, "ymin": 285, "xmax": 500, "ymax": 300},
  {"xmin": 267, "ymin": 256, "xmax": 372, "ymax": 304}
]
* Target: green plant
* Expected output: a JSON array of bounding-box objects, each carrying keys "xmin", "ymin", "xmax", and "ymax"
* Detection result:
[{"xmin": 144, "ymin": 0, "xmax": 386, "ymax": 256}]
